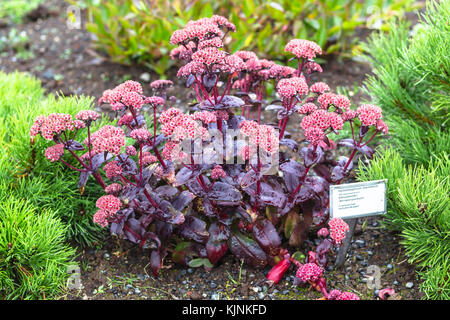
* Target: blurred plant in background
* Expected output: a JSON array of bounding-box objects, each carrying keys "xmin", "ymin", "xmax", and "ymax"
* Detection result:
[
  {"xmin": 73, "ymin": 0, "xmax": 419, "ymax": 75},
  {"xmin": 0, "ymin": 0, "xmax": 46, "ymax": 24}
]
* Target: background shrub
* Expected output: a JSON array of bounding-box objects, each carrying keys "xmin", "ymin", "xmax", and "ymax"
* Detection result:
[
  {"xmin": 0, "ymin": 196, "xmax": 75, "ymax": 300},
  {"xmin": 358, "ymin": 1, "xmax": 449, "ymax": 300},
  {"xmin": 362, "ymin": 0, "xmax": 449, "ymax": 166},
  {"xmin": 75, "ymin": 0, "xmax": 417, "ymax": 74},
  {"xmin": 358, "ymin": 148, "xmax": 449, "ymax": 299},
  {"xmin": 0, "ymin": 0, "xmax": 46, "ymax": 24}
]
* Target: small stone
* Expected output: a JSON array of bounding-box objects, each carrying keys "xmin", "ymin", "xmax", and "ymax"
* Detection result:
[
  {"xmin": 134, "ymin": 288, "xmax": 141, "ymax": 294},
  {"xmin": 356, "ymin": 255, "xmax": 364, "ymax": 261},
  {"xmin": 125, "ymin": 284, "xmax": 133, "ymax": 290},
  {"xmin": 393, "ymin": 281, "xmax": 399, "ymax": 286},
  {"xmin": 282, "ymin": 290, "xmax": 289, "ymax": 295},
  {"xmin": 187, "ymin": 268, "xmax": 194, "ymax": 274},
  {"xmin": 210, "ymin": 282, "xmax": 217, "ymax": 289},
  {"xmin": 211, "ymin": 293, "xmax": 220, "ymax": 300},
  {"xmin": 387, "ymin": 264, "xmax": 393, "ymax": 269},
  {"xmin": 405, "ymin": 282, "xmax": 414, "ymax": 289},
  {"xmin": 355, "ymin": 240, "xmax": 365, "ymax": 247},
  {"xmin": 139, "ymin": 72, "xmax": 151, "ymax": 82},
  {"xmin": 361, "ymin": 261, "xmax": 368, "ymax": 267},
  {"xmin": 367, "ymin": 250, "xmax": 374, "ymax": 256},
  {"xmin": 104, "ymin": 253, "xmax": 110, "ymax": 259},
  {"xmin": 258, "ymin": 292, "xmax": 265, "ymax": 299}
]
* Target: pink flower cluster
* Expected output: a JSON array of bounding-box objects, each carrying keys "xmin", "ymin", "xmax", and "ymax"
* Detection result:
[
  {"xmin": 191, "ymin": 111, "xmax": 217, "ymax": 124},
  {"xmin": 310, "ymin": 82, "xmax": 330, "ymax": 94},
  {"xmin": 89, "ymin": 125, "xmax": 125, "ymax": 155},
  {"xmin": 44, "ymin": 143, "xmax": 65, "ymax": 162},
  {"xmin": 296, "ymin": 263, "xmax": 323, "ymax": 282},
  {"xmin": 75, "ymin": 110, "xmax": 100, "ymax": 122},
  {"xmin": 239, "ymin": 120, "xmax": 279, "ymax": 154},
  {"xmin": 277, "ymin": 77, "xmax": 308, "ymax": 99},
  {"xmin": 211, "ymin": 165, "xmax": 226, "ymax": 180},
  {"xmin": 170, "ymin": 15, "xmax": 234, "ymax": 45},
  {"xmin": 30, "ymin": 113, "xmax": 74, "ymax": 140},
  {"xmin": 105, "ymin": 183, "xmax": 122, "ymax": 195},
  {"xmin": 104, "ymin": 161, "xmax": 122, "ymax": 179},
  {"xmin": 285, "ymin": 39, "xmax": 322, "ymax": 59},
  {"xmin": 328, "ymin": 217, "xmax": 349, "ymax": 245},
  {"xmin": 129, "ymin": 128, "xmax": 151, "ymax": 142},
  {"xmin": 301, "ymin": 110, "xmax": 344, "ymax": 145},
  {"xmin": 145, "ymin": 96, "xmax": 165, "ymax": 107},
  {"xmin": 99, "ymin": 80, "xmax": 144, "ymax": 110},
  {"xmin": 328, "ymin": 290, "xmax": 360, "ymax": 300},
  {"xmin": 150, "ymin": 80, "xmax": 173, "ymax": 90},
  {"xmin": 93, "ymin": 195, "xmax": 121, "ymax": 228}
]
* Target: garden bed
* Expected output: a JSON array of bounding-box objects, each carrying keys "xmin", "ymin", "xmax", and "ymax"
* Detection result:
[{"xmin": 0, "ymin": 0, "xmax": 427, "ymax": 300}]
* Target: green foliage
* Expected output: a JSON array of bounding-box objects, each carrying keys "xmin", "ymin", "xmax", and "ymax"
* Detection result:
[
  {"xmin": 74, "ymin": 0, "xmax": 417, "ymax": 74},
  {"xmin": 0, "ymin": 0, "xmax": 46, "ymax": 24},
  {"xmin": 0, "ymin": 196, "xmax": 75, "ymax": 300},
  {"xmin": 362, "ymin": 0, "xmax": 449, "ymax": 166},
  {"xmin": 358, "ymin": 148, "xmax": 450, "ymax": 299},
  {"xmin": 0, "ymin": 71, "xmax": 106, "ymax": 246}
]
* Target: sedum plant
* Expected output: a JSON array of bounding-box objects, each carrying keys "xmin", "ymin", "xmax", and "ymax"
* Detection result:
[{"xmin": 31, "ymin": 16, "xmax": 389, "ymax": 299}]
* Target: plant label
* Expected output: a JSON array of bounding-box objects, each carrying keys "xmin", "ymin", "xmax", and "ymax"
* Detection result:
[{"xmin": 330, "ymin": 180, "xmax": 387, "ymax": 219}]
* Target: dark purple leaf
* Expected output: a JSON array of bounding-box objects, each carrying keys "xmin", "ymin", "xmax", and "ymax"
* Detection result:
[
  {"xmin": 203, "ymin": 73, "xmax": 217, "ymax": 91},
  {"xmin": 253, "ymin": 219, "xmax": 281, "ymax": 256},
  {"xmin": 279, "ymin": 138, "xmax": 299, "ymax": 152},
  {"xmin": 206, "ymin": 222, "xmax": 230, "ymax": 264},
  {"xmin": 208, "ymin": 182, "xmax": 242, "ymax": 204},
  {"xmin": 155, "ymin": 185, "xmax": 178, "ymax": 198},
  {"xmin": 280, "ymin": 160, "xmax": 305, "ymax": 193},
  {"xmin": 186, "ymin": 74, "xmax": 195, "ymax": 88},
  {"xmin": 315, "ymin": 239, "xmax": 332, "ymax": 267},
  {"xmin": 227, "ymin": 115, "xmax": 245, "ymax": 130},
  {"xmin": 299, "ymin": 146, "xmax": 323, "ymax": 167},
  {"xmin": 178, "ymin": 216, "xmax": 209, "ymax": 244},
  {"xmin": 172, "ymin": 191, "xmax": 195, "ymax": 211},
  {"xmin": 265, "ymin": 104, "xmax": 284, "ymax": 111},
  {"xmin": 359, "ymin": 125, "xmax": 369, "ymax": 138},
  {"xmin": 240, "ymin": 170, "xmax": 261, "ymax": 189},
  {"xmin": 64, "ymin": 139, "xmax": 84, "ymax": 151},
  {"xmin": 130, "ymin": 114, "xmax": 146, "ymax": 128},
  {"xmin": 357, "ymin": 145, "xmax": 374, "ymax": 158},
  {"xmin": 313, "ymin": 163, "xmax": 331, "ymax": 182},
  {"xmin": 155, "ymin": 220, "xmax": 173, "ymax": 244},
  {"xmin": 338, "ymin": 138, "xmax": 356, "ymax": 149},
  {"xmin": 92, "ymin": 152, "xmax": 113, "ymax": 171},
  {"xmin": 304, "ymin": 176, "xmax": 328, "ymax": 194},
  {"xmin": 78, "ymin": 171, "xmax": 91, "ymax": 188},
  {"xmin": 116, "ymin": 154, "xmax": 138, "ymax": 175},
  {"xmin": 294, "ymin": 186, "xmax": 314, "ymax": 203},
  {"xmin": 200, "ymin": 95, "xmax": 245, "ymax": 110},
  {"xmin": 259, "ymin": 182, "xmax": 287, "ymax": 207},
  {"xmin": 228, "ymin": 228, "xmax": 267, "ymax": 268},
  {"xmin": 289, "ymin": 201, "xmax": 314, "ymax": 247},
  {"xmin": 331, "ymin": 166, "xmax": 345, "ymax": 182}
]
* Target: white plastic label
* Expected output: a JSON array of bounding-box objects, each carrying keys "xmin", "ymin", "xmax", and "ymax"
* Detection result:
[{"xmin": 330, "ymin": 180, "xmax": 387, "ymax": 219}]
